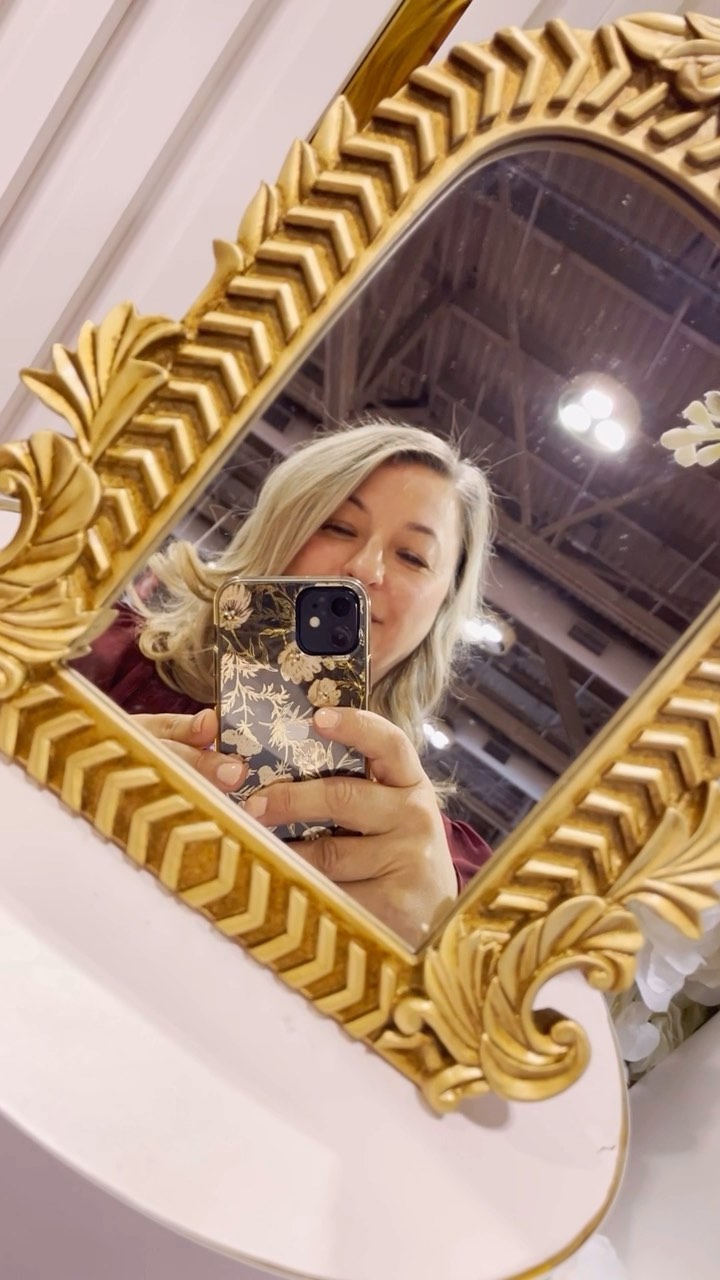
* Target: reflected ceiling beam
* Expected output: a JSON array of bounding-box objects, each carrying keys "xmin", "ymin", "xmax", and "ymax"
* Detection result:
[
  {"xmin": 504, "ymin": 166, "xmax": 720, "ymax": 310},
  {"xmin": 323, "ymin": 310, "xmax": 360, "ymax": 425},
  {"xmin": 453, "ymin": 787, "xmax": 515, "ymax": 838},
  {"xmin": 358, "ymin": 282, "xmax": 451, "ymax": 398},
  {"xmin": 642, "ymin": 295, "xmax": 692, "ymax": 383},
  {"xmin": 450, "ymin": 708, "xmax": 554, "ymax": 801},
  {"xmin": 472, "ymin": 188, "xmax": 720, "ymax": 361},
  {"xmin": 537, "ymin": 473, "xmax": 676, "ymax": 540},
  {"xmin": 533, "ymin": 636, "xmax": 588, "ymax": 756},
  {"xmin": 499, "ymin": 162, "xmax": 549, "ymax": 528},
  {"xmin": 451, "ymin": 681, "xmax": 570, "ymax": 775},
  {"xmin": 494, "ymin": 514, "xmax": 674, "ymax": 659},
  {"xmin": 357, "ymin": 225, "xmax": 449, "ymax": 391},
  {"xmin": 250, "ymin": 413, "xmax": 318, "ymax": 454}
]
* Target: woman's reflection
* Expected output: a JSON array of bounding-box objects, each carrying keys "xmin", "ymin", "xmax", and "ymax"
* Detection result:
[{"xmin": 74, "ymin": 421, "xmax": 494, "ymax": 945}]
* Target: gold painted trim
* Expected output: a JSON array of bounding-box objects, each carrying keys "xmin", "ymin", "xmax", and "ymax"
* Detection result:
[{"xmin": 3, "ymin": 13, "xmax": 720, "ymax": 1122}]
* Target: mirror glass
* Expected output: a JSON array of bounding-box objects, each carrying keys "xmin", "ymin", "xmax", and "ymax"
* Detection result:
[{"xmin": 72, "ymin": 146, "xmax": 720, "ymax": 947}]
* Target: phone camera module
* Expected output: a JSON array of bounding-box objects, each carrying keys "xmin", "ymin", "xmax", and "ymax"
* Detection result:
[{"xmin": 297, "ymin": 585, "xmax": 361, "ymax": 655}]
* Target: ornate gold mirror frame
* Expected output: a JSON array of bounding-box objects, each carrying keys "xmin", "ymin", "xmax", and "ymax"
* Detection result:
[{"xmin": 2, "ymin": 12, "xmax": 720, "ymax": 1113}]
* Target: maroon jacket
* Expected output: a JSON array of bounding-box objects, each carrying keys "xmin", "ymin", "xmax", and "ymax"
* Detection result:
[{"xmin": 73, "ymin": 604, "xmax": 492, "ymax": 890}]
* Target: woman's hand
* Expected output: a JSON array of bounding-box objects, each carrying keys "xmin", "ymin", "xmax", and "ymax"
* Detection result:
[
  {"xmin": 133, "ymin": 708, "xmax": 248, "ymax": 793},
  {"xmin": 244, "ymin": 707, "xmax": 458, "ymax": 947}
]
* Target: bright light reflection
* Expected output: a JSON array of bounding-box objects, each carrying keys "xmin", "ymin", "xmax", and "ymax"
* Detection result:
[
  {"xmin": 580, "ymin": 388, "xmax": 614, "ymax": 419},
  {"xmin": 559, "ymin": 402, "xmax": 591, "ymax": 433},
  {"xmin": 422, "ymin": 722, "xmax": 451, "ymax": 751},
  {"xmin": 594, "ymin": 418, "xmax": 627, "ymax": 452},
  {"xmin": 462, "ymin": 618, "xmax": 504, "ymax": 646}
]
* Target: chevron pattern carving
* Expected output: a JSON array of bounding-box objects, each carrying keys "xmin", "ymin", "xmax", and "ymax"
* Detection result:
[
  {"xmin": 3, "ymin": 13, "xmax": 720, "ymax": 1111},
  {"xmin": 0, "ymin": 671, "xmax": 409, "ymax": 1039}
]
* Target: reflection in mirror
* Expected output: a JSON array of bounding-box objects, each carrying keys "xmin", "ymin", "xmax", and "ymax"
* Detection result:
[{"xmin": 72, "ymin": 146, "xmax": 720, "ymax": 946}]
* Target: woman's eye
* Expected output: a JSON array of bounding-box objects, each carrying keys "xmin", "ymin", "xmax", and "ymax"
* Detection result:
[
  {"xmin": 399, "ymin": 550, "xmax": 429, "ymax": 569},
  {"xmin": 322, "ymin": 521, "xmax": 355, "ymax": 537}
]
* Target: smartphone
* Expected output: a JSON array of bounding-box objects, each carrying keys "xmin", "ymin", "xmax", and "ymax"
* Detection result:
[{"xmin": 214, "ymin": 576, "xmax": 370, "ymax": 841}]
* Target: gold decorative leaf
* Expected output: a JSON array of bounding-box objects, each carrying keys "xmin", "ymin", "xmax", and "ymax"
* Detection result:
[
  {"xmin": 480, "ymin": 897, "xmax": 641, "ymax": 1101},
  {"xmin": 184, "ymin": 240, "xmax": 247, "ymax": 333},
  {"xmin": 378, "ymin": 896, "xmax": 640, "ymax": 1108},
  {"xmin": 312, "ymin": 96, "xmax": 357, "ymax": 169},
  {"xmin": 616, "ymin": 14, "xmax": 686, "ymax": 62},
  {"xmin": 610, "ymin": 783, "xmax": 720, "ymax": 935},
  {"xmin": 0, "ymin": 434, "xmax": 99, "ymax": 585},
  {"xmin": 276, "ymin": 138, "xmax": 318, "ymax": 208},
  {"xmin": 687, "ymin": 13, "xmax": 720, "ymax": 43},
  {"xmin": 20, "ymin": 303, "xmax": 182, "ymax": 459},
  {"xmin": 0, "ymin": 432, "xmax": 105, "ymax": 697},
  {"xmin": 237, "ymin": 183, "xmax": 281, "ymax": 257},
  {"xmin": 616, "ymin": 13, "xmax": 720, "ymax": 105},
  {"xmin": 422, "ymin": 922, "xmax": 499, "ymax": 1064}
]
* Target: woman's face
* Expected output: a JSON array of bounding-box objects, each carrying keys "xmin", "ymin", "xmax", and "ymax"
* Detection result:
[{"xmin": 285, "ymin": 461, "xmax": 461, "ymax": 681}]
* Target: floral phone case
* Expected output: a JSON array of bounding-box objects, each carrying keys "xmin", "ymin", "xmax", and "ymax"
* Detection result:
[{"xmin": 214, "ymin": 576, "xmax": 370, "ymax": 842}]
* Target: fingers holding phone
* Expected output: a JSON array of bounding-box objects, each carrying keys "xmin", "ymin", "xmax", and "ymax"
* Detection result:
[
  {"xmin": 133, "ymin": 708, "xmax": 248, "ymax": 792},
  {"xmin": 244, "ymin": 707, "xmax": 458, "ymax": 946}
]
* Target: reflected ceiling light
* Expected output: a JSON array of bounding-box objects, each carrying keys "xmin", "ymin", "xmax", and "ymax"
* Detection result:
[
  {"xmin": 423, "ymin": 720, "xmax": 453, "ymax": 751},
  {"xmin": 580, "ymin": 387, "xmax": 614, "ymax": 420},
  {"xmin": 593, "ymin": 418, "xmax": 627, "ymax": 453},
  {"xmin": 557, "ymin": 373, "xmax": 640, "ymax": 456},
  {"xmin": 558, "ymin": 402, "xmax": 591, "ymax": 433},
  {"xmin": 462, "ymin": 616, "xmax": 516, "ymax": 656}
]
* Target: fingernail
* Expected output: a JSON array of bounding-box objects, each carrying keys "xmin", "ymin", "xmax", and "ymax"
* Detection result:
[
  {"xmin": 245, "ymin": 794, "xmax": 267, "ymax": 818},
  {"xmin": 217, "ymin": 760, "xmax": 245, "ymax": 786},
  {"xmin": 192, "ymin": 708, "xmax": 211, "ymax": 735},
  {"xmin": 314, "ymin": 707, "xmax": 341, "ymax": 730}
]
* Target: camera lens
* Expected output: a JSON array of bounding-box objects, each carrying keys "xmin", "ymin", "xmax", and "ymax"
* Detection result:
[
  {"xmin": 331, "ymin": 626, "xmax": 351, "ymax": 649},
  {"xmin": 331, "ymin": 594, "xmax": 352, "ymax": 618}
]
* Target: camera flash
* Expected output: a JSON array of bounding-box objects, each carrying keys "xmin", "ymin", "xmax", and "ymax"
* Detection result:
[{"xmin": 309, "ymin": 615, "xmax": 321, "ymax": 628}]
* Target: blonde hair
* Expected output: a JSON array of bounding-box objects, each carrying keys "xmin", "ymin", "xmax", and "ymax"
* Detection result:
[{"xmin": 132, "ymin": 420, "xmax": 493, "ymax": 754}]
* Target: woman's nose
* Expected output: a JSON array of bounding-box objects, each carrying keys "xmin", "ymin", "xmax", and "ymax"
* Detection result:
[{"xmin": 344, "ymin": 539, "xmax": 385, "ymax": 586}]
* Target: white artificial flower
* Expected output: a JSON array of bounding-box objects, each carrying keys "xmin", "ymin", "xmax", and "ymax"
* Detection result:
[
  {"xmin": 627, "ymin": 996, "xmax": 708, "ymax": 1080},
  {"xmin": 612, "ymin": 994, "xmax": 661, "ymax": 1063},
  {"xmin": 660, "ymin": 391, "xmax": 720, "ymax": 467},
  {"xmin": 684, "ymin": 959, "xmax": 720, "ymax": 1004},
  {"xmin": 632, "ymin": 900, "xmax": 720, "ymax": 1013},
  {"xmin": 548, "ymin": 1234, "xmax": 626, "ymax": 1280}
]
